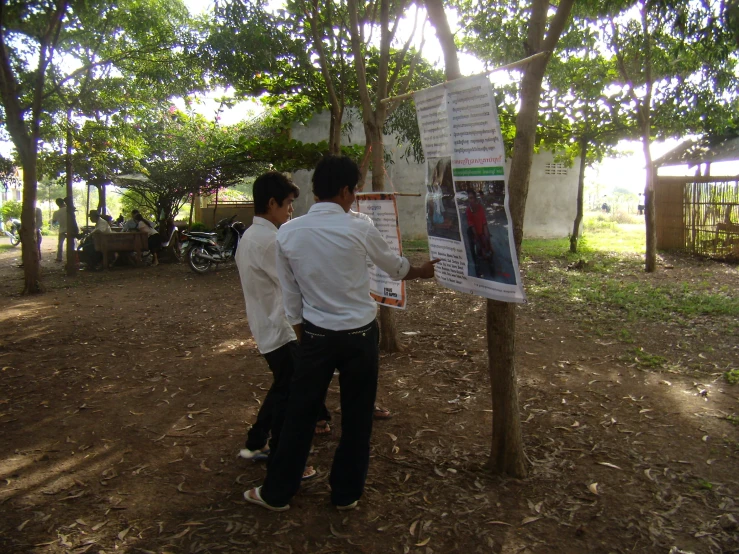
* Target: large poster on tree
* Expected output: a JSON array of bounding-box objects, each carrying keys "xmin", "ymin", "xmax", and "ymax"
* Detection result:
[{"xmin": 414, "ymin": 74, "xmax": 526, "ymax": 303}]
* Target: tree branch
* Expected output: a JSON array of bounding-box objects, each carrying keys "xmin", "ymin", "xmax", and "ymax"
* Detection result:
[{"xmin": 347, "ymin": 0, "xmax": 375, "ymax": 119}]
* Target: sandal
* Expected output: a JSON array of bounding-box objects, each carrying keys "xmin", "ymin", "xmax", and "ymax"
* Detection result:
[
  {"xmin": 314, "ymin": 420, "xmax": 332, "ymax": 436},
  {"xmin": 373, "ymin": 406, "xmax": 392, "ymax": 420},
  {"xmin": 244, "ymin": 486, "xmax": 289, "ymax": 512},
  {"xmin": 302, "ymin": 466, "xmax": 317, "ymax": 480}
]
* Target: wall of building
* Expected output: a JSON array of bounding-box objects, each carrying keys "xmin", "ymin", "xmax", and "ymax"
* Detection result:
[{"xmin": 290, "ymin": 112, "xmax": 579, "ymax": 240}]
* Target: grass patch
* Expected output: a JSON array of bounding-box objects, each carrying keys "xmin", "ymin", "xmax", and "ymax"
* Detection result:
[
  {"xmin": 0, "ymin": 243, "xmax": 17, "ymax": 253},
  {"xmin": 696, "ymin": 478, "xmax": 714, "ymax": 491},
  {"xmin": 626, "ymin": 348, "xmax": 667, "ymax": 368},
  {"xmin": 522, "ymin": 226, "xmax": 738, "ymax": 322},
  {"xmin": 403, "ymin": 238, "xmax": 430, "ymax": 253},
  {"xmin": 725, "ymin": 369, "xmax": 739, "ymax": 385}
]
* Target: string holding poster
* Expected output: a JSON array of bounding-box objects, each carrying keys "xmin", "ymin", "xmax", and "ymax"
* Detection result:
[
  {"xmin": 355, "ymin": 193, "xmax": 406, "ymax": 309},
  {"xmin": 414, "ymin": 74, "xmax": 526, "ymax": 303}
]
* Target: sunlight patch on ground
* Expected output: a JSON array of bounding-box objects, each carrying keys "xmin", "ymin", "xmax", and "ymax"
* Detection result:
[{"xmin": 211, "ymin": 338, "xmax": 254, "ymax": 355}]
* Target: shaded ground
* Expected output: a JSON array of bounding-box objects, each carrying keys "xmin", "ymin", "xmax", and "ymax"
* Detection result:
[{"xmin": 0, "ymin": 236, "xmax": 737, "ymax": 554}]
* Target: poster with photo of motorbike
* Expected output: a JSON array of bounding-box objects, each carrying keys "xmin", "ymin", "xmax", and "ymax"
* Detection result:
[{"xmin": 415, "ymin": 74, "xmax": 526, "ymax": 303}]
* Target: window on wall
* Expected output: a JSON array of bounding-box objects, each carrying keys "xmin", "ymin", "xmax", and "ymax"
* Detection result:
[{"xmin": 544, "ymin": 163, "xmax": 568, "ymax": 176}]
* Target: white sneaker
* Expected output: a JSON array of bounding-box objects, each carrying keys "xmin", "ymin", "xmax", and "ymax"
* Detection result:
[{"xmin": 238, "ymin": 447, "xmax": 269, "ymax": 461}]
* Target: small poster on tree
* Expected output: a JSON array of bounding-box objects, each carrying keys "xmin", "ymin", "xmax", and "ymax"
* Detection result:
[
  {"xmin": 355, "ymin": 192, "xmax": 406, "ymax": 309},
  {"xmin": 414, "ymin": 74, "xmax": 526, "ymax": 303}
]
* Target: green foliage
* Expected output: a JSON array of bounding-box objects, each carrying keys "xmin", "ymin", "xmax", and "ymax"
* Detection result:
[
  {"xmin": 189, "ymin": 222, "xmax": 208, "ymax": 232},
  {"xmin": 725, "ymin": 369, "xmax": 739, "ymax": 385},
  {"xmin": 0, "ymin": 200, "xmax": 22, "ymax": 221}
]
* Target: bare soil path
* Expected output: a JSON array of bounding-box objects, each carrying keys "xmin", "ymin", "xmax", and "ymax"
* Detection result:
[{"xmin": 0, "ymin": 237, "xmax": 737, "ymax": 553}]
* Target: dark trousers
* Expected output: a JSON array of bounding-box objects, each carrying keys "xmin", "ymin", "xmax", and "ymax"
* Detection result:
[
  {"xmin": 245, "ymin": 341, "xmax": 298, "ymax": 453},
  {"xmin": 245, "ymin": 342, "xmax": 332, "ymax": 452},
  {"xmin": 261, "ymin": 320, "xmax": 379, "ymax": 508}
]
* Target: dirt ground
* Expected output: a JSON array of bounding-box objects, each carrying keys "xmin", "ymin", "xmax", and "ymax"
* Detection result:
[{"xmin": 0, "ymin": 237, "xmax": 737, "ymax": 554}]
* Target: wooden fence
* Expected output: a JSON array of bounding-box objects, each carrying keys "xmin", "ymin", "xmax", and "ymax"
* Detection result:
[{"xmin": 656, "ymin": 175, "xmax": 739, "ymax": 258}]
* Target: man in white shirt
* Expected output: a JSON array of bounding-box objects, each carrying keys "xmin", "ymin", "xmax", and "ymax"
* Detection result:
[
  {"xmin": 245, "ymin": 155, "xmax": 438, "ymax": 512},
  {"xmin": 52, "ymin": 198, "xmax": 68, "ymax": 262},
  {"xmin": 234, "ymin": 172, "xmax": 319, "ymax": 478}
]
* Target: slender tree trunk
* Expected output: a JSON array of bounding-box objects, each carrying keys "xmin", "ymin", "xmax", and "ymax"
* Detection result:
[
  {"xmin": 65, "ymin": 109, "xmax": 77, "ymax": 275},
  {"xmin": 570, "ymin": 138, "xmax": 588, "ymax": 253},
  {"xmin": 366, "ymin": 116, "xmax": 403, "ymax": 352},
  {"xmin": 427, "ymin": 0, "xmax": 573, "ymax": 477},
  {"xmin": 99, "ymin": 182, "xmax": 107, "ymax": 215},
  {"xmin": 643, "ymin": 132, "xmax": 656, "ymax": 272},
  {"xmin": 485, "ymin": 58, "xmax": 550, "ymax": 478},
  {"xmin": 328, "ymin": 105, "xmax": 344, "ymax": 155},
  {"xmin": 19, "ymin": 148, "xmax": 41, "ymax": 294}
]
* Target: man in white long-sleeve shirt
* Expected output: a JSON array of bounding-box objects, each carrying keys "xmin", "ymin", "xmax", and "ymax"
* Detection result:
[
  {"xmin": 245, "ymin": 155, "xmax": 438, "ymax": 512},
  {"xmin": 235, "ymin": 172, "xmax": 322, "ymax": 482}
]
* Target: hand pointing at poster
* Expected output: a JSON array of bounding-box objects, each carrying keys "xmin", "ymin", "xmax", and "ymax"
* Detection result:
[{"xmin": 404, "ymin": 259, "xmax": 440, "ymax": 280}]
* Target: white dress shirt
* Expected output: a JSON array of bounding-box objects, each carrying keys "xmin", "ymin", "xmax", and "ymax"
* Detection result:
[
  {"xmin": 276, "ymin": 202, "xmax": 410, "ymax": 331},
  {"xmin": 235, "ymin": 216, "xmax": 296, "ymax": 354},
  {"xmin": 95, "ymin": 218, "xmax": 111, "ymax": 233}
]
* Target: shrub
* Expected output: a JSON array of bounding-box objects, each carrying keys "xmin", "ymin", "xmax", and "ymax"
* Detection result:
[
  {"xmin": 0, "ymin": 200, "xmax": 22, "ymax": 220},
  {"xmin": 189, "ymin": 222, "xmax": 208, "ymax": 232}
]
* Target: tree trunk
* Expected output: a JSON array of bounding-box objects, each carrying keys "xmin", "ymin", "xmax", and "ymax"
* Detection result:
[
  {"xmin": 20, "ymin": 150, "xmax": 41, "ymax": 294},
  {"xmin": 328, "ymin": 105, "xmax": 344, "ymax": 155},
  {"xmin": 99, "ymin": 182, "xmax": 107, "ymax": 215},
  {"xmin": 65, "ymin": 110, "xmax": 77, "ymax": 275},
  {"xmin": 569, "ymin": 138, "xmax": 588, "ymax": 253},
  {"xmin": 643, "ymin": 133, "xmax": 656, "ymax": 272},
  {"xmin": 425, "ymin": 0, "xmax": 577, "ymax": 478},
  {"xmin": 366, "ymin": 116, "xmax": 403, "ymax": 352},
  {"xmin": 485, "ymin": 301, "xmax": 526, "ymax": 475},
  {"xmin": 484, "ymin": 57, "xmax": 549, "ymax": 478}
]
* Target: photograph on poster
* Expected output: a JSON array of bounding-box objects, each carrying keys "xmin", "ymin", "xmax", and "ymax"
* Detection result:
[
  {"xmin": 455, "ymin": 180, "xmax": 516, "ymax": 284},
  {"xmin": 425, "ymin": 157, "xmax": 461, "ymax": 242}
]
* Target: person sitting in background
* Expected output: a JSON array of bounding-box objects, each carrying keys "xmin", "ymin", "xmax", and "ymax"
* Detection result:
[
  {"xmin": 80, "ymin": 210, "xmax": 111, "ymax": 270},
  {"xmin": 122, "ymin": 209, "xmax": 140, "ymax": 231},
  {"xmin": 134, "ymin": 212, "xmax": 162, "ymax": 266},
  {"xmin": 115, "ymin": 213, "xmax": 125, "ymax": 225}
]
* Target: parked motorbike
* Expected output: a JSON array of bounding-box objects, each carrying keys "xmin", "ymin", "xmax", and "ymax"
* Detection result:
[
  {"xmin": 182, "ymin": 215, "xmax": 246, "ymax": 274},
  {"xmin": 2, "ymin": 218, "xmax": 21, "ymax": 246}
]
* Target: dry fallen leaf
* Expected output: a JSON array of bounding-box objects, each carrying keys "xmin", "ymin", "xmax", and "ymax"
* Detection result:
[
  {"xmin": 588, "ymin": 483, "xmax": 599, "ymax": 495},
  {"xmin": 415, "ymin": 537, "xmax": 430, "ymax": 546},
  {"xmin": 329, "ymin": 523, "xmax": 351, "ymax": 539},
  {"xmin": 118, "ymin": 527, "xmax": 131, "ymax": 540},
  {"xmin": 521, "ymin": 516, "xmax": 541, "ymax": 525},
  {"xmin": 91, "ymin": 521, "xmax": 108, "ymax": 531},
  {"xmin": 410, "ymin": 520, "xmax": 418, "ymax": 536},
  {"xmin": 597, "ymin": 462, "xmax": 622, "ymax": 470},
  {"xmin": 17, "ymin": 519, "xmax": 30, "ymax": 532}
]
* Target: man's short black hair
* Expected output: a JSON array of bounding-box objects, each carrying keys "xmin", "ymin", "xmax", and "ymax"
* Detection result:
[
  {"xmin": 253, "ymin": 171, "xmax": 300, "ymax": 215},
  {"xmin": 312, "ymin": 155, "xmax": 361, "ymax": 200},
  {"xmin": 55, "ymin": 198, "xmax": 65, "ymax": 208}
]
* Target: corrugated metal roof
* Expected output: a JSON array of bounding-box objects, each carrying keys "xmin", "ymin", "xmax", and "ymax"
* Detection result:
[{"xmin": 653, "ymin": 136, "xmax": 739, "ymax": 167}]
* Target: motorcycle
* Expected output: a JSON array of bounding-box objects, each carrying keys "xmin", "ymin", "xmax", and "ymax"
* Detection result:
[
  {"xmin": 2, "ymin": 218, "xmax": 21, "ymax": 246},
  {"xmin": 183, "ymin": 214, "xmax": 246, "ymax": 274}
]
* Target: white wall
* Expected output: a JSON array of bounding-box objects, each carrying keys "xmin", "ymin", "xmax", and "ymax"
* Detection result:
[{"xmin": 290, "ymin": 112, "xmax": 579, "ymax": 240}]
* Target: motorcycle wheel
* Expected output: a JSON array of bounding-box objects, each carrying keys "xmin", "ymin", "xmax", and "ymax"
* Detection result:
[
  {"xmin": 187, "ymin": 245, "xmax": 212, "ymax": 274},
  {"xmin": 9, "ymin": 233, "xmax": 20, "ymax": 247}
]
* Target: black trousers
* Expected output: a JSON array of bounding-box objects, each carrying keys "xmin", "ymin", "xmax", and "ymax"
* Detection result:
[
  {"xmin": 245, "ymin": 341, "xmax": 331, "ymax": 452},
  {"xmin": 261, "ymin": 320, "xmax": 379, "ymax": 507}
]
